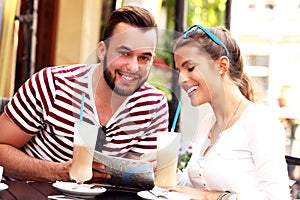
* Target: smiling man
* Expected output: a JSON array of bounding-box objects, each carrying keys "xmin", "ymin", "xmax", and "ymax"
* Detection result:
[
  {"xmin": 99, "ymin": 22, "xmax": 157, "ymax": 97},
  {"xmin": 0, "ymin": 6, "xmax": 169, "ymax": 182}
]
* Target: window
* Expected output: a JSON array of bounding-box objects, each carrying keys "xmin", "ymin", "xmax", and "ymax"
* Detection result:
[
  {"xmin": 245, "ymin": 55, "xmax": 270, "ymax": 103},
  {"xmin": 265, "ymin": 0, "xmax": 275, "ymax": 9},
  {"xmin": 248, "ymin": 0, "xmax": 256, "ymax": 9}
]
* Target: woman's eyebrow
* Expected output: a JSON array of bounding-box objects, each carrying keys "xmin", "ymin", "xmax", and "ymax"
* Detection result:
[{"xmin": 182, "ymin": 60, "xmax": 191, "ymax": 67}]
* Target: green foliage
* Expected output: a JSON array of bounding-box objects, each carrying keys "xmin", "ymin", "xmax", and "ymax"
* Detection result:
[
  {"xmin": 162, "ymin": 0, "xmax": 176, "ymax": 30},
  {"xmin": 148, "ymin": 73, "xmax": 172, "ymax": 101},
  {"xmin": 178, "ymin": 151, "xmax": 192, "ymax": 171},
  {"xmin": 177, "ymin": 145, "xmax": 193, "ymax": 171},
  {"xmin": 187, "ymin": 0, "xmax": 227, "ymax": 27},
  {"xmin": 162, "ymin": 0, "xmax": 227, "ymax": 29}
]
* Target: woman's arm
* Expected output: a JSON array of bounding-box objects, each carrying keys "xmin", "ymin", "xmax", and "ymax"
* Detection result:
[{"xmin": 170, "ymin": 186, "xmax": 225, "ymax": 200}]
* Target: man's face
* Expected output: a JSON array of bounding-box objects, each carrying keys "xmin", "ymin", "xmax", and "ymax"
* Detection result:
[{"xmin": 103, "ymin": 23, "xmax": 157, "ymax": 96}]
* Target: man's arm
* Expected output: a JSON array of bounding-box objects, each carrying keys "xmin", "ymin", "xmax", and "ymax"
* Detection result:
[
  {"xmin": 0, "ymin": 144, "xmax": 71, "ymax": 181},
  {"xmin": 0, "ymin": 113, "xmax": 71, "ymax": 181},
  {"xmin": 0, "ymin": 113, "xmax": 111, "ymax": 182}
]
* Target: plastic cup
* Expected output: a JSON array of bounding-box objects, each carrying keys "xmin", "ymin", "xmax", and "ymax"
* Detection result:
[
  {"xmin": 154, "ymin": 132, "xmax": 181, "ymax": 189},
  {"xmin": 69, "ymin": 121, "xmax": 99, "ymax": 184}
]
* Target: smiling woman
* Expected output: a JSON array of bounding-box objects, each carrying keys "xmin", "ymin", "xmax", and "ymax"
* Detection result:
[{"xmin": 171, "ymin": 24, "xmax": 290, "ymax": 200}]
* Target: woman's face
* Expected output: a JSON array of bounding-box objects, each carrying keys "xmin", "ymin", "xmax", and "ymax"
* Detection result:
[{"xmin": 174, "ymin": 44, "xmax": 219, "ymax": 107}]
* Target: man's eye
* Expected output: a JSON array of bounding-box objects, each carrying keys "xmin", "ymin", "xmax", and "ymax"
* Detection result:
[
  {"xmin": 139, "ymin": 56, "xmax": 151, "ymax": 64},
  {"xmin": 119, "ymin": 51, "xmax": 129, "ymax": 56},
  {"xmin": 140, "ymin": 56, "xmax": 150, "ymax": 62}
]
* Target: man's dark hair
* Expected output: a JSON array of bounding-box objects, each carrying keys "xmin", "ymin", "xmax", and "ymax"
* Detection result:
[{"xmin": 102, "ymin": 5, "xmax": 157, "ymax": 41}]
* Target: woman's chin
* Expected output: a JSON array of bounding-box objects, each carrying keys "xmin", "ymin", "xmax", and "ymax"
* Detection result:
[
  {"xmin": 190, "ymin": 99, "xmax": 199, "ymax": 107},
  {"xmin": 190, "ymin": 98, "xmax": 207, "ymax": 107}
]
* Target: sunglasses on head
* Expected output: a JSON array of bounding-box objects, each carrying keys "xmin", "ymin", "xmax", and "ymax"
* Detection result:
[{"xmin": 183, "ymin": 24, "xmax": 230, "ymax": 58}]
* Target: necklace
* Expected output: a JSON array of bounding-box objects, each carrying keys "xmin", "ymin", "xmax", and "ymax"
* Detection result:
[
  {"xmin": 223, "ymin": 98, "xmax": 243, "ymax": 131},
  {"xmin": 208, "ymin": 98, "xmax": 243, "ymax": 139}
]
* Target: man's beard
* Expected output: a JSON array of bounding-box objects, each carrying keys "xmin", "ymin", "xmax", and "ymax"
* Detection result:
[{"xmin": 103, "ymin": 58, "xmax": 147, "ymax": 96}]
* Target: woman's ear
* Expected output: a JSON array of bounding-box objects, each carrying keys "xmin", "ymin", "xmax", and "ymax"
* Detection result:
[
  {"xmin": 97, "ymin": 41, "xmax": 106, "ymax": 62},
  {"xmin": 216, "ymin": 56, "xmax": 229, "ymax": 75}
]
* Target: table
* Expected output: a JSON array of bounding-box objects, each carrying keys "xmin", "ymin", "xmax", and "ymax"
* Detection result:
[{"xmin": 0, "ymin": 181, "xmax": 142, "ymax": 200}]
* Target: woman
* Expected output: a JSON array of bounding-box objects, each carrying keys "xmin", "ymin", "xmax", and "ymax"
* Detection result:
[{"xmin": 171, "ymin": 25, "xmax": 290, "ymax": 199}]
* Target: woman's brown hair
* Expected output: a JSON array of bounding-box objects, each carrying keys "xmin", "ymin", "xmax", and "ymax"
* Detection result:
[{"xmin": 174, "ymin": 26, "xmax": 255, "ymax": 102}]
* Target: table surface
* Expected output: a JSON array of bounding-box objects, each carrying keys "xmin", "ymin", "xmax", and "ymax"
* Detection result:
[
  {"xmin": 2, "ymin": 180, "xmax": 300, "ymax": 199},
  {"xmin": 0, "ymin": 180, "xmax": 142, "ymax": 200}
]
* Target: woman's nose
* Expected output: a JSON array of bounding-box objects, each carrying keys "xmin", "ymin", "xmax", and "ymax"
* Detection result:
[{"xmin": 178, "ymin": 73, "xmax": 188, "ymax": 85}]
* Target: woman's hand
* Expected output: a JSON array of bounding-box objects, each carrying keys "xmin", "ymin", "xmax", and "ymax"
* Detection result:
[{"xmin": 170, "ymin": 186, "xmax": 220, "ymax": 200}]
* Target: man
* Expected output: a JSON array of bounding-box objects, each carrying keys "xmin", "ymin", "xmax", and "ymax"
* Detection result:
[{"xmin": 0, "ymin": 6, "xmax": 169, "ymax": 182}]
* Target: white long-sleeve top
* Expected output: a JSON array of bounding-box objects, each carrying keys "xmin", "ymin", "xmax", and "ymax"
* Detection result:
[{"xmin": 177, "ymin": 103, "xmax": 291, "ymax": 200}]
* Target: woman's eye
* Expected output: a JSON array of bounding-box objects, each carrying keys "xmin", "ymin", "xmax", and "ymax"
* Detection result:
[{"xmin": 187, "ymin": 66, "xmax": 195, "ymax": 72}]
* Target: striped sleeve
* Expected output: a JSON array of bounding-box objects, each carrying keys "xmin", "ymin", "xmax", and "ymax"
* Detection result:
[
  {"xmin": 4, "ymin": 64, "xmax": 100, "ymax": 162},
  {"xmin": 6, "ymin": 68, "xmax": 50, "ymax": 134}
]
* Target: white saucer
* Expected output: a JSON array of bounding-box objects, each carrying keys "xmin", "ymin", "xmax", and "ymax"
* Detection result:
[
  {"xmin": 137, "ymin": 190, "xmax": 190, "ymax": 200},
  {"xmin": 0, "ymin": 183, "xmax": 8, "ymax": 191},
  {"xmin": 52, "ymin": 181, "xmax": 106, "ymax": 198}
]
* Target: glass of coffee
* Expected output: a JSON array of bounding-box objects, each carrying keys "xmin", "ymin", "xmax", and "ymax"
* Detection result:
[
  {"xmin": 154, "ymin": 132, "xmax": 181, "ymax": 192},
  {"xmin": 69, "ymin": 121, "xmax": 99, "ymax": 184}
]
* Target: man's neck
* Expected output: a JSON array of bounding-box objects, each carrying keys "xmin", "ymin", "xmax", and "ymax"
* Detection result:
[{"xmin": 93, "ymin": 72, "xmax": 127, "ymax": 126}]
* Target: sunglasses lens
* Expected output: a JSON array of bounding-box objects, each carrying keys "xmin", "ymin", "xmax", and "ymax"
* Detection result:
[{"xmin": 95, "ymin": 126, "xmax": 106, "ymax": 152}]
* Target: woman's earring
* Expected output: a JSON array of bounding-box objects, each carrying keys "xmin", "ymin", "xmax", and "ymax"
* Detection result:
[{"xmin": 218, "ymin": 70, "xmax": 223, "ymax": 75}]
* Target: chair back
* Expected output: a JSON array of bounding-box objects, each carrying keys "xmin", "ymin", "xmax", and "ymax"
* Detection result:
[
  {"xmin": 0, "ymin": 98, "xmax": 10, "ymax": 115},
  {"xmin": 286, "ymin": 155, "xmax": 300, "ymax": 198}
]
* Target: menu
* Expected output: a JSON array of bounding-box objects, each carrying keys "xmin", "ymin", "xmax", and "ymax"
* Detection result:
[{"xmin": 93, "ymin": 151, "xmax": 155, "ymax": 190}]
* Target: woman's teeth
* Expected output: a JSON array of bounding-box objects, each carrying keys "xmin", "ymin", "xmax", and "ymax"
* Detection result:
[{"xmin": 187, "ymin": 86, "xmax": 198, "ymax": 94}]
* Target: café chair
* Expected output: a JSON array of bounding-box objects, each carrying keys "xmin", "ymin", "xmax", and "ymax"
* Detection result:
[
  {"xmin": 286, "ymin": 155, "xmax": 300, "ymax": 199},
  {"xmin": 0, "ymin": 97, "xmax": 10, "ymax": 115}
]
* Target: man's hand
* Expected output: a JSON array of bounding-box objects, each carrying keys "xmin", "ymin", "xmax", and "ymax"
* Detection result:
[
  {"xmin": 91, "ymin": 162, "xmax": 111, "ymax": 182},
  {"xmin": 53, "ymin": 160, "xmax": 72, "ymax": 182}
]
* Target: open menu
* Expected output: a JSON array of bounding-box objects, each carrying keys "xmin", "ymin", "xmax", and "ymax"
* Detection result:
[{"xmin": 93, "ymin": 151, "xmax": 155, "ymax": 190}]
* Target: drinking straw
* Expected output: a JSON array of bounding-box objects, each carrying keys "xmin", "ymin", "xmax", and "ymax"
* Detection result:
[
  {"xmin": 171, "ymin": 101, "xmax": 182, "ymax": 132},
  {"xmin": 79, "ymin": 93, "xmax": 85, "ymax": 122}
]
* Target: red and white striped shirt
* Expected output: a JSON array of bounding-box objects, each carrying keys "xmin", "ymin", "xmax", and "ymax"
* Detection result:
[{"xmin": 5, "ymin": 64, "xmax": 169, "ymax": 162}]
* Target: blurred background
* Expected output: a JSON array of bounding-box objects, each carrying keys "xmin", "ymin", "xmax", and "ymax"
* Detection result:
[{"xmin": 1, "ymin": 0, "xmax": 300, "ymax": 156}]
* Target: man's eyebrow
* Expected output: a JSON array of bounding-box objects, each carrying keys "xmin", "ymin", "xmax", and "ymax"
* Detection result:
[
  {"xmin": 142, "ymin": 52, "xmax": 154, "ymax": 57},
  {"xmin": 116, "ymin": 45, "xmax": 131, "ymax": 51},
  {"xmin": 117, "ymin": 45, "xmax": 154, "ymax": 57}
]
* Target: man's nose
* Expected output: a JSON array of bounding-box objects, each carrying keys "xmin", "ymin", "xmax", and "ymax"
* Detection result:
[{"xmin": 123, "ymin": 57, "xmax": 139, "ymax": 72}]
